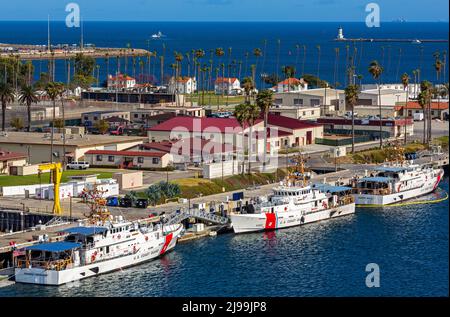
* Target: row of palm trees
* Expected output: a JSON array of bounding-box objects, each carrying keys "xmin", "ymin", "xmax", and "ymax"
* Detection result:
[
  {"xmin": 344, "ymin": 57, "xmax": 447, "ymax": 153},
  {"xmin": 233, "ymin": 78, "xmax": 274, "ymax": 174},
  {"xmin": 0, "ymin": 81, "xmax": 67, "ymax": 164}
]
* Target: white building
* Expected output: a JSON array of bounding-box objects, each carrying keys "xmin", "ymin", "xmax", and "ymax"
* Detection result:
[
  {"xmin": 168, "ymin": 77, "xmax": 197, "ymax": 94},
  {"xmin": 339, "ymin": 89, "xmax": 407, "ymax": 111},
  {"xmin": 276, "ymin": 78, "xmax": 308, "ymax": 93},
  {"xmin": 214, "ymin": 77, "xmax": 241, "ymax": 95},
  {"xmin": 107, "ymin": 74, "xmax": 136, "ymax": 91},
  {"xmin": 361, "ymin": 83, "xmax": 421, "ymax": 99}
]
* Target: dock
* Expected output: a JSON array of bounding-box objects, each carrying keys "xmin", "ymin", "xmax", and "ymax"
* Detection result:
[{"xmin": 0, "ymin": 153, "xmax": 448, "ymax": 267}]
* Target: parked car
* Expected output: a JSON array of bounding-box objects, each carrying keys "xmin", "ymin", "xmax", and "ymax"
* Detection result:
[{"xmin": 66, "ymin": 161, "xmax": 90, "ymax": 170}]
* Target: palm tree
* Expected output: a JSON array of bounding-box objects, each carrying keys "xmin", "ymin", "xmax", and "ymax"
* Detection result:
[
  {"xmin": 368, "ymin": 60, "xmax": 384, "ymax": 149},
  {"xmin": 281, "ymin": 65, "xmax": 296, "ymax": 92},
  {"xmin": 345, "ymin": 45, "xmax": 350, "ymax": 85},
  {"xmin": 253, "ymin": 48, "xmax": 262, "ymax": 88},
  {"xmin": 418, "ymin": 80, "xmax": 432, "ymax": 145},
  {"xmin": 18, "ymin": 85, "xmax": 38, "ymax": 132},
  {"xmin": 174, "ymin": 51, "xmax": 184, "ymax": 78},
  {"xmin": 260, "ymin": 39, "xmax": 268, "ymax": 87},
  {"xmin": 345, "ymin": 84, "xmax": 359, "ymax": 154},
  {"xmin": 246, "ymin": 103, "xmax": 260, "ymax": 176},
  {"xmin": 234, "ymin": 103, "xmax": 250, "ymax": 174},
  {"xmin": 0, "ymin": 83, "xmax": 15, "ymax": 131},
  {"xmin": 301, "ymin": 45, "xmax": 307, "ymax": 77},
  {"xmin": 401, "ymin": 73, "xmax": 410, "ymax": 144},
  {"xmin": 242, "ymin": 77, "xmax": 255, "ymax": 104},
  {"xmin": 256, "ymin": 89, "xmax": 274, "ymax": 171},
  {"xmin": 442, "ymin": 50, "xmax": 447, "ymax": 80},
  {"xmin": 276, "ymin": 39, "xmax": 281, "ymax": 79},
  {"xmin": 316, "ymin": 45, "xmax": 321, "ymax": 79},
  {"xmin": 295, "ymin": 44, "xmax": 301, "ymax": 73},
  {"xmin": 333, "ymin": 48, "xmax": 340, "ymax": 91},
  {"xmin": 57, "ymin": 83, "xmax": 67, "ymax": 168},
  {"xmin": 215, "ymin": 48, "xmax": 225, "ymax": 96},
  {"xmin": 45, "ymin": 82, "xmax": 64, "ymax": 163}
]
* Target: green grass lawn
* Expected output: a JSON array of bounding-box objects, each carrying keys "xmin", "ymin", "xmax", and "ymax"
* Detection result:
[
  {"xmin": 171, "ymin": 169, "xmax": 287, "ymax": 199},
  {"xmin": 0, "ymin": 169, "xmax": 117, "ymax": 187},
  {"xmin": 186, "ymin": 92, "xmax": 245, "ymax": 107}
]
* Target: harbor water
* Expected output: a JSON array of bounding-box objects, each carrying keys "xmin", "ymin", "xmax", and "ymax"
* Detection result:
[{"xmin": 1, "ymin": 177, "xmax": 447, "ymax": 297}]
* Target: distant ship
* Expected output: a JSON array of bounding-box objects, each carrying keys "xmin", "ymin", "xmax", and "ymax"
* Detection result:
[{"xmin": 151, "ymin": 31, "xmax": 165, "ymax": 39}]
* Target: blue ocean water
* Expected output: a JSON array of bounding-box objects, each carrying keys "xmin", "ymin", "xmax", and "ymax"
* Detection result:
[
  {"xmin": 0, "ymin": 21, "xmax": 448, "ymax": 86},
  {"xmin": 0, "ymin": 177, "xmax": 448, "ymax": 297}
]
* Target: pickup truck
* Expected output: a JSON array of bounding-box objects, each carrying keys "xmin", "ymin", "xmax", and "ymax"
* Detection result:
[{"xmin": 66, "ymin": 161, "xmax": 90, "ymax": 170}]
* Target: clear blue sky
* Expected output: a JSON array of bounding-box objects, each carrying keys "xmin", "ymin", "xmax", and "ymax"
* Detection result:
[{"xmin": 2, "ymin": 0, "xmax": 449, "ymax": 22}]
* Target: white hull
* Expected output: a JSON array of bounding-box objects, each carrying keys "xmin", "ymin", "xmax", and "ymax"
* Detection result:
[
  {"xmin": 230, "ymin": 203, "xmax": 355, "ymax": 234},
  {"xmin": 354, "ymin": 171, "xmax": 443, "ymax": 206},
  {"xmin": 15, "ymin": 225, "xmax": 182, "ymax": 285}
]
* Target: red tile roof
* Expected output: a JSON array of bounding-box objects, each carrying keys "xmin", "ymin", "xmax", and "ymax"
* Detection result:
[
  {"xmin": 147, "ymin": 116, "xmax": 261, "ymax": 133},
  {"xmin": 109, "ymin": 74, "xmax": 135, "ymax": 81},
  {"xmin": 0, "ymin": 149, "xmax": 27, "ymax": 161},
  {"xmin": 277, "ymin": 78, "xmax": 306, "ymax": 86},
  {"xmin": 215, "ymin": 77, "xmax": 239, "ymax": 84},
  {"xmin": 141, "ymin": 138, "xmax": 237, "ymax": 155},
  {"xmin": 84, "ymin": 150, "xmax": 166, "ymax": 158},
  {"xmin": 175, "ymin": 77, "xmax": 195, "ymax": 83},
  {"xmin": 267, "ymin": 114, "xmax": 321, "ymax": 130},
  {"xmin": 395, "ymin": 101, "xmax": 449, "ymax": 111}
]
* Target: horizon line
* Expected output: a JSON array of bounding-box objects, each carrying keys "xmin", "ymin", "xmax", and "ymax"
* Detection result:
[{"xmin": 0, "ymin": 20, "xmax": 448, "ymax": 23}]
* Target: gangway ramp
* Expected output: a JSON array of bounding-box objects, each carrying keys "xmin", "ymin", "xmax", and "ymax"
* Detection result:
[{"xmin": 165, "ymin": 208, "xmax": 229, "ymax": 226}]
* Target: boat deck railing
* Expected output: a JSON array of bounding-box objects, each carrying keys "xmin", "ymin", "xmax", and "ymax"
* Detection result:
[{"xmin": 16, "ymin": 258, "xmax": 73, "ymax": 271}]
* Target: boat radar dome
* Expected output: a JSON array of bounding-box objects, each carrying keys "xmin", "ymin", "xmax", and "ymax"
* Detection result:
[{"xmin": 337, "ymin": 27, "xmax": 345, "ymax": 40}]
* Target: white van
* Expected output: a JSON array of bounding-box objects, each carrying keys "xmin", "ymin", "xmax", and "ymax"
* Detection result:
[{"xmin": 67, "ymin": 161, "xmax": 90, "ymax": 170}]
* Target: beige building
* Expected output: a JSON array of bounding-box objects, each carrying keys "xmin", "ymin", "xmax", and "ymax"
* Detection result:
[
  {"xmin": 353, "ymin": 105, "xmax": 400, "ymax": 118},
  {"xmin": 0, "ymin": 149, "xmax": 27, "ymax": 175},
  {"xmin": 267, "ymin": 114, "xmax": 324, "ymax": 149},
  {"xmin": 130, "ymin": 106, "xmax": 203, "ymax": 124},
  {"xmin": 339, "ymin": 89, "xmax": 407, "ymax": 112},
  {"xmin": 84, "ymin": 150, "xmax": 172, "ymax": 169},
  {"xmin": 317, "ymin": 117, "xmax": 414, "ymax": 138},
  {"xmin": 270, "ymin": 106, "xmax": 322, "ymax": 120},
  {"xmin": 81, "ymin": 110, "xmax": 131, "ymax": 126},
  {"xmin": 273, "ymin": 88, "xmax": 343, "ymax": 116},
  {"xmin": 0, "ymin": 132, "xmax": 146, "ymax": 164}
]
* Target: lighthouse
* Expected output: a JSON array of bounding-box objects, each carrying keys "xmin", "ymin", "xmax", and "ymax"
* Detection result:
[{"xmin": 337, "ymin": 26, "xmax": 344, "ymax": 40}]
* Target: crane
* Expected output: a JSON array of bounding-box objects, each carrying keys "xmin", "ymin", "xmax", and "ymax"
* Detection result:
[{"xmin": 38, "ymin": 162, "xmax": 63, "ymax": 215}]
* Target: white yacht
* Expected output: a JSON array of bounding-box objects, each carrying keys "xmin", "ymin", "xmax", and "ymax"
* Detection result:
[
  {"xmin": 352, "ymin": 163, "xmax": 444, "ymax": 206},
  {"xmin": 13, "ymin": 208, "xmax": 183, "ymax": 285},
  {"xmin": 151, "ymin": 31, "xmax": 164, "ymax": 39}
]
